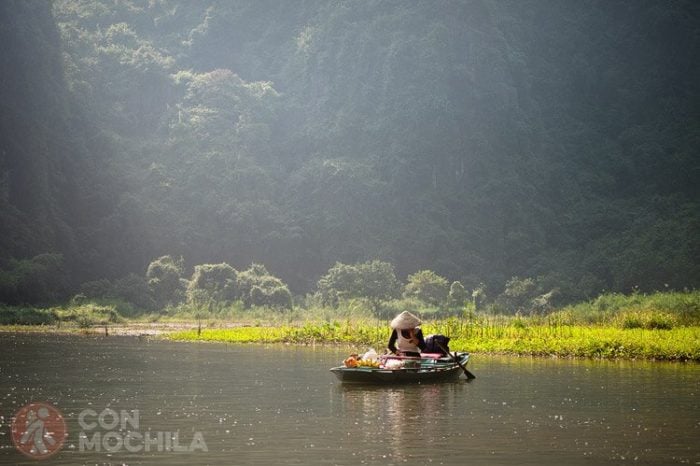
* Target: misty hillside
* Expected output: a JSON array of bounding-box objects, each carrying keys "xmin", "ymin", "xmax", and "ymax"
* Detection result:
[{"xmin": 1, "ymin": 0, "xmax": 698, "ymax": 306}]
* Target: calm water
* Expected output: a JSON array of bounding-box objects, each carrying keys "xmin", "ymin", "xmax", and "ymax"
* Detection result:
[{"xmin": 0, "ymin": 333, "xmax": 698, "ymax": 465}]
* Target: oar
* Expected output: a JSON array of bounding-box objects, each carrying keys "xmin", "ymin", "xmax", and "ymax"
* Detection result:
[{"xmin": 437, "ymin": 341, "xmax": 476, "ymax": 380}]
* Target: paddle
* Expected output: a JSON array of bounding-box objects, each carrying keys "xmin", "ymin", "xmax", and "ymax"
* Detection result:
[{"xmin": 436, "ymin": 341, "xmax": 476, "ymax": 380}]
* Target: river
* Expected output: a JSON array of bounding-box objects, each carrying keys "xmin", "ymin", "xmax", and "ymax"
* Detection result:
[{"xmin": 0, "ymin": 333, "xmax": 698, "ymax": 465}]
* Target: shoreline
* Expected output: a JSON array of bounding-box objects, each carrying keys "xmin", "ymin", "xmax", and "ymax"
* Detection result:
[
  {"xmin": 0, "ymin": 321, "xmax": 253, "ymax": 336},
  {"xmin": 2, "ymin": 322, "xmax": 698, "ymax": 362}
]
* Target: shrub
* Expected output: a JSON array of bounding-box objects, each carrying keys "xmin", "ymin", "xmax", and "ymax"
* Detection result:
[
  {"xmin": 112, "ymin": 273, "xmax": 155, "ymax": 311},
  {"xmin": 146, "ymin": 255, "xmax": 186, "ymax": 308},
  {"xmin": 63, "ymin": 304, "xmax": 123, "ymax": 327},
  {"xmin": 317, "ymin": 260, "xmax": 401, "ymax": 310},
  {"xmin": 187, "ymin": 263, "xmax": 238, "ymax": 305},
  {"xmin": 79, "ymin": 279, "xmax": 113, "ymax": 299},
  {"xmin": 237, "ymin": 264, "xmax": 292, "ymax": 309},
  {"xmin": 0, "ymin": 306, "xmax": 58, "ymax": 325},
  {"xmin": 616, "ymin": 310, "xmax": 677, "ymax": 330},
  {"xmin": 403, "ymin": 270, "xmax": 449, "ymax": 307},
  {"xmin": 448, "ymin": 281, "xmax": 468, "ymax": 308},
  {"xmin": 0, "ymin": 253, "xmax": 67, "ymax": 305}
]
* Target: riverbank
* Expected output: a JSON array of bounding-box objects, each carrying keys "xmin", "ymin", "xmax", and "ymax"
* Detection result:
[
  {"xmin": 2, "ymin": 290, "xmax": 699, "ymax": 361},
  {"xmin": 164, "ymin": 322, "xmax": 700, "ymax": 361},
  {"xmin": 1, "ymin": 321, "xmax": 698, "ymax": 361}
]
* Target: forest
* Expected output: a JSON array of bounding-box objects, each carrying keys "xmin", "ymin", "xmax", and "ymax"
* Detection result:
[{"xmin": 0, "ymin": 0, "xmax": 698, "ymax": 314}]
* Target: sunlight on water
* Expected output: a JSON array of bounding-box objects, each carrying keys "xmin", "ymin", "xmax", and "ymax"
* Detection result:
[{"xmin": 0, "ymin": 334, "xmax": 698, "ymax": 465}]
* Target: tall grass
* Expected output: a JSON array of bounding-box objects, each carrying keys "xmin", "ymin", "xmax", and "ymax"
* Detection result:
[
  {"xmin": 2, "ymin": 291, "xmax": 699, "ymax": 361},
  {"xmin": 166, "ymin": 291, "xmax": 700, "ymax": 361},
  {"xmin": 166, "ymin": 320, "xmax": 700, "ymax": 361},
  {"xmin": 551, "ymin": 290, "xmax": 700, "ymax": 327}
]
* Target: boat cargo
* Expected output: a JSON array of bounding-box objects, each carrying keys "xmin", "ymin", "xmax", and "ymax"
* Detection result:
[{"xmin": 330, "ymin": 352, "xmax": 473, "ymax": 384}]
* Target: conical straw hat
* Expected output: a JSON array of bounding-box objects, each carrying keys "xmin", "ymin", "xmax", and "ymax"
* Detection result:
[{"xmin": 390, "ymin": 311, "xmax": 421, "ymax": 330}]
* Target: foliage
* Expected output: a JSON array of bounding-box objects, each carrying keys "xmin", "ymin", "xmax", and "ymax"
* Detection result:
[
  {"xmin": 112, "ymin": 273, "xmax": 156, "ymax": 311},
  {"xmin": 471, "ymin": 283, "xmax": 488, "ymax": 311},
  {"xmin": 236, "ymin": 263, "xmax": 292, "ymax": 309},
  {"xmin": 0, "ymin": 254, "xmax": 68, "ymax": 305},
  {"xmin": 59, "ymin": 303, "xmax": 123, "ymax": 327},
  {"xmin": 403, "ymin": 270, "xmax": 449, "ymax": 307},
  {"xmin": 0, "ymin": 305, "xmax": 58, "ymax": 325},
  {"xmin": 551, "ymin": 290, "xmax": 700, "ymax": 327},
  {"xmin": 448, "ymin": 281, "xmax": 468, "ymax": 309},
  {"xmin": 79, "ymin": 273, "xmax": 154, "ymax": 311},
  {"xmin": 317, "ymin": 261, "xmax": 401, "ymax": 311},
  {"xmin": 1, "ymin": 1, "xmax": 699, "ymax": 308},
  {"xmin": 187, "ymin": 263, "xmax": 238, "ymax": 305},
  {"xmin": 146, "ymin": 255, "xmax": 186, "ymax": 307},
  {"xmin": 493, "ymin": 276, "xmax": 558, "ymax": 315},
  {"xmin": 2, "ymin": 290, "xmax": 698, "ymax": 360},
  {"xmin": 167, "ymin": 317, "xmax": 700, "ymax": 362}
]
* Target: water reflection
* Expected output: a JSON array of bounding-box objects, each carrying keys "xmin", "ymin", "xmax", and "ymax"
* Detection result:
[
  {"xmin": 0, "ymin": 334, "xmax": 698, "ymax": 465},
  {"xmin": 334, "ymin": 382, "xmax": 472, "ymax": 463}
]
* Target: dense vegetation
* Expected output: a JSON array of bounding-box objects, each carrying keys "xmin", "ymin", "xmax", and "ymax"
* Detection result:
[
  {"xmin": 1, "ymin": 1, "xmax": 698, "ymax": 310},
  {"xmin": 164, "ymin": 291, "xmax": 700, "ymax": 361}
]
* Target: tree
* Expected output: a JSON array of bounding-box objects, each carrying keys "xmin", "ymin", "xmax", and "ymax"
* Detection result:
[
  {"xmin": 237, "ymin": 263, "xmax": 292, "ymax": 309},
  {"xmin": 187, "ymin": 263, "xmax": 238, "ymax": 305},
  {"xmin": 403, "ymin": 270, "xmax": 449, "ymax": 307},
  {"xmin": 112, "ymin": 273, "xmax": 155, "ymax": 311},
  {"xmin": 317, "ymin": 260, "xmax": 401, "ymax": 311},
  {"xmin": 497, "ymin": 277, "xmax": 537, "ymax": 314},
  {"xmin": 0, "ymin": 253, "xmax": 67, "ymax": 305},
  {"xmin": 471, "ymin": 283, "xmax": 488, "ymax": 311},
  {"xmin": 496, "ymin": 276, "xmax": 558, "ymax": 315},
  {"xmin": 2, "ymin": 0, "xmax": 698, "ymax": 308},
  {"xmin": 146, "ymin": 255, "xmax": 185, "ymax": 308},
  {"xmin": 448, "ymin": 281, "xmax": 468, "ymax": 309}
]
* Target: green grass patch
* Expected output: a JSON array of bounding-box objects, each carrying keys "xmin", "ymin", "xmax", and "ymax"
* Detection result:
[
  {"xmin": 2, "ymin": 291, "xmax": 699, "ymax": 361},
  {"xmin": 166, "ymin": 320, "xmax": 700, "ymax": 361},
  {"xmin": 0, "ymin": 305, "xmax": 58, "ymax": 325},
  {"xmin": 552, "ymin": 290, "xmax": 700, "ymax": 327},
  {"xmin": 168, "ymin": 320, "xmax": 388, "ymax": 346},
  {"xmin": 449, "ymin": 325, "xmax": 700, "ymax": 361}
]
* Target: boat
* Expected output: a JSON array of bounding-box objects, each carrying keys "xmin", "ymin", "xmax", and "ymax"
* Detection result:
[{"xmin": 330, "ymin": 352, "xmax": 472, "ymax": 384}]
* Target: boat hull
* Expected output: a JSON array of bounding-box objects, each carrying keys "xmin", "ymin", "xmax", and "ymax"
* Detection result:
[{"xmin": 330, "ymin": 353, "xmax": 471, "ymax": 384}]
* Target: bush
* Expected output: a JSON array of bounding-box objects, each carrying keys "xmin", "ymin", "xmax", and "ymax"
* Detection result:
[
  {"xmin": 0, "ymin": 306, "xmax": 58, "ymax": 325},
  {"xmin": 557, "ymin": 291, "xmax": 700, "ymax": 326},
  {"xmin": 80, "ymin": 274, "xmax": 155, "ymax": 312},
  {"xmin": 448, "ymin": 281, "xmax": 468, "ymax": 308},
  {"xmin": 403, "ymin": 270, "xmax": 449, "ymax": 307},
  {"xmin": 616, "ymin": 310, "xmax": 677, "ymax": 330},
  {"xmin": 79, "ymin": 279, "xmax": 113, "ymax": 299},
  {"xmin": 0, "ymin": 253, "xmax": 67, "ymax": 305},
  {"xmin": 113, "ymin": 273, "xmax": 155, "ymax": 311},
  {"xmin": 146, "ymin": 255, "xmax": 186, "ymax": 308},
  {"xmin": 237, "ymin": 264, "xmax": 292, "ymax": 309},
  {"xmin": 187, "ymin": 263, "xmax": 238, "ymax": 305},
  {"xmin": 317, "ymin": 260, "xmax": 401, "ymax": 310},
  {"xmin": 62, "ymin": 304, "xmax": 123, "ymax": 327}
]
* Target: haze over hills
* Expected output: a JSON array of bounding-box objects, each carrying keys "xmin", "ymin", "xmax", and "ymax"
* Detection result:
[{"xmin": 1, "ymin": 0, "xmax": 698, "ymax": 306}]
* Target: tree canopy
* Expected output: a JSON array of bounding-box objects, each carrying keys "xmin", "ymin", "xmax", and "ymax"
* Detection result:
[{"xmin": 1, "ymin": 0, "xmax": 698, "ymax": 307}]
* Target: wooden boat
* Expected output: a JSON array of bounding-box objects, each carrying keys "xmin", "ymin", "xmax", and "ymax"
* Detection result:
[{"xmin": 330, "ymin": 352, "xmax": 472, "ymax": 384}]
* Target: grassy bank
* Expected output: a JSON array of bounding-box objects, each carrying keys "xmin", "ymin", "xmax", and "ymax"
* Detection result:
[
  {"xmin": 2, "ymin": 291, "xmax": 699, "ymax": 361},
  {"xmin": 166, "ymin": 320, "xmax": 700, "ymax": 361},
  {"xmin": 165, "ymin": 290, "xmax": 700, "ymax": 361}
]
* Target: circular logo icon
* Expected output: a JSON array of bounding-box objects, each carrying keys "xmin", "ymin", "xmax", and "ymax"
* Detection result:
[{"xmin": 11, "ymin": 402, "xmax": 67, "ymax": 460}]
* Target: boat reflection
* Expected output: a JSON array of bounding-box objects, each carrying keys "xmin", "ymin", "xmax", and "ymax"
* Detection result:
[{"xmin": 333, "ymin": 382, "xmax": 470, "ymax": 462}]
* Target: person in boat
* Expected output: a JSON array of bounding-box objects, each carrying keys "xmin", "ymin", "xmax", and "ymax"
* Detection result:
[{"xmin": 387, "ymin": 311, "xmax": 426, "ymax": 357}]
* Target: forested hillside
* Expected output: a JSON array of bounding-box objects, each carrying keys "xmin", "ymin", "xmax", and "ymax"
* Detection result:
[{"xmin": 1, "ymin": 0, "xmax": 698, "ymax": 307}]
